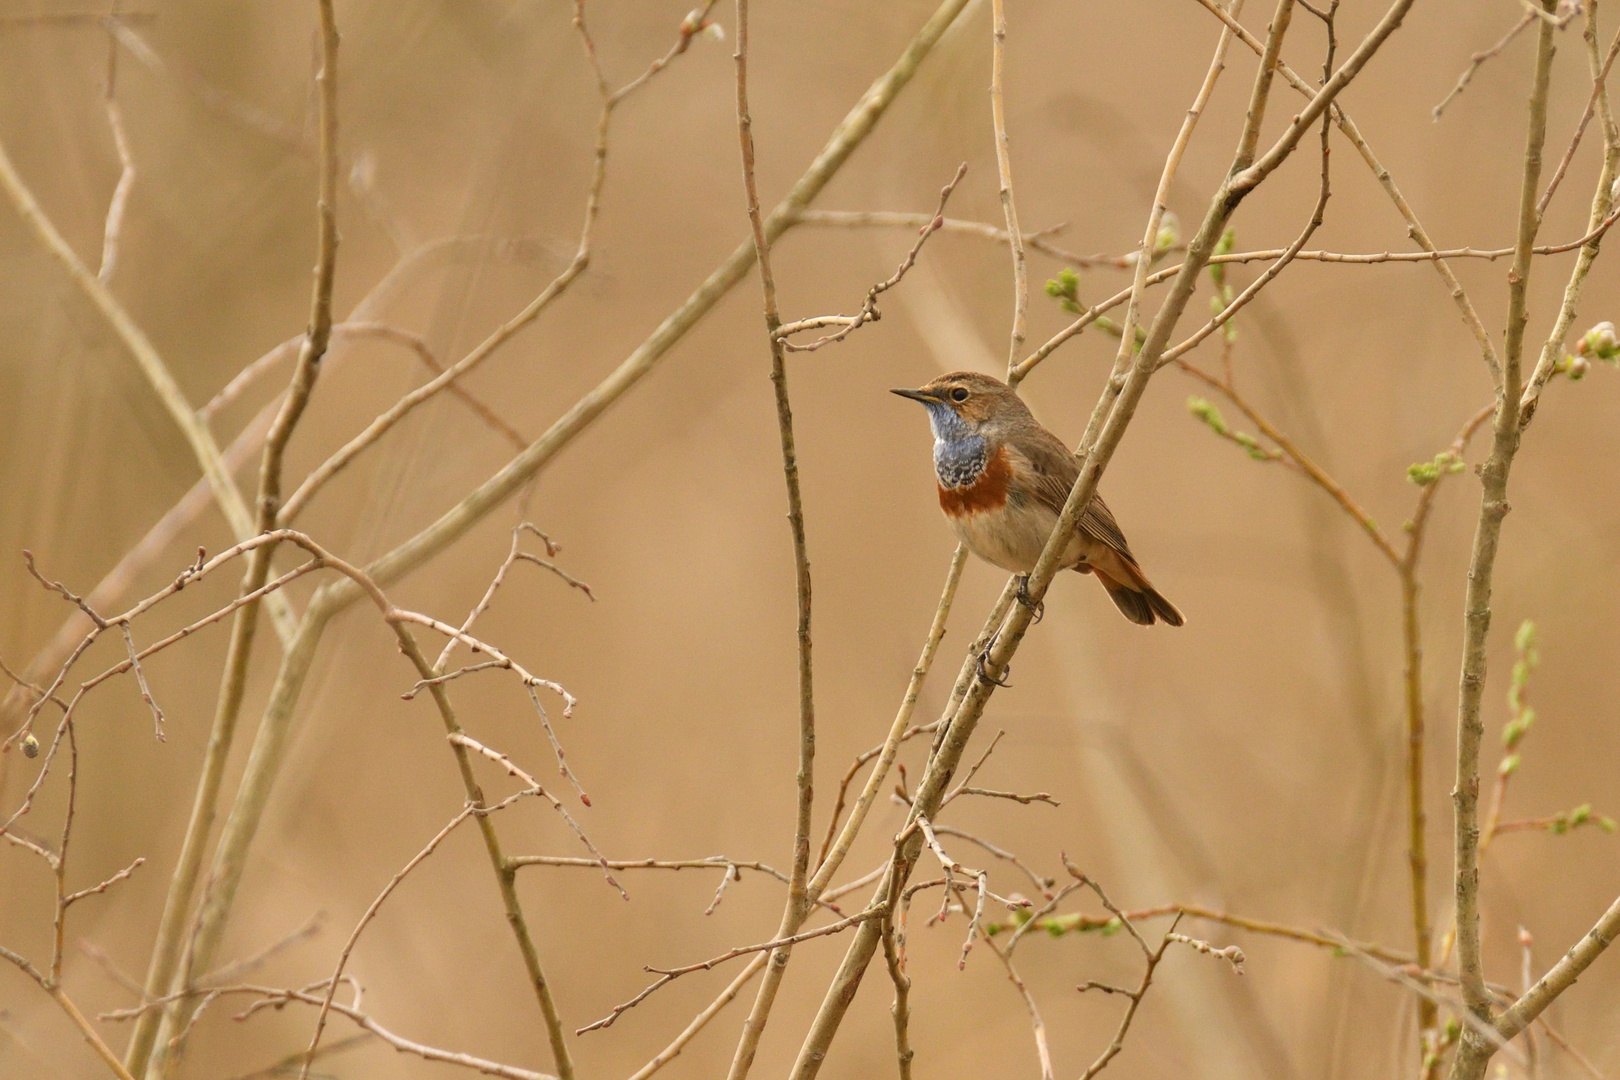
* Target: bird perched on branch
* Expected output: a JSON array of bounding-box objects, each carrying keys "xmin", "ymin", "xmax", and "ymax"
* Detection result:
[{"xmin": 892, "ymin": 371, "xmax": 1183, "ymax": 626}]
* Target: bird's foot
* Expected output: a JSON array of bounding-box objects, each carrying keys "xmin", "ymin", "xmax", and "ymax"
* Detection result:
[
  {"xmin": 1014, "ymin": 575, "xmax": 1044, "ymax": 623},
  {"xmin": 976, "ymin": 638, "xmax": 1012, "ymax": 688}
]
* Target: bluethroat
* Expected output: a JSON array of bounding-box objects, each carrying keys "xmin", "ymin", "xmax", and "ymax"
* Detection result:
[{"xmin": 893, "ymin": 371, "xmax": 1183, "ymax": 626}]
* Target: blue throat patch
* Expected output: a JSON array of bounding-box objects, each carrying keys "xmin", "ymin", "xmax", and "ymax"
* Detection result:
[{"xmin": 924, "ymin": 401, "xmax": 988, "ymax": 489}]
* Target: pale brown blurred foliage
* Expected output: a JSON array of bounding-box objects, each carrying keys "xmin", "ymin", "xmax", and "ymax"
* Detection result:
[{"xmin": 3, "ymin": 2, "xmax": 1620, "ymax": 1079}]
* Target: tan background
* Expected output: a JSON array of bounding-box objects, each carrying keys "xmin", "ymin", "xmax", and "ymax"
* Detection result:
[{"xmin": 3, "ymin": 1, "xmax": 1619, "ymax": 1077}]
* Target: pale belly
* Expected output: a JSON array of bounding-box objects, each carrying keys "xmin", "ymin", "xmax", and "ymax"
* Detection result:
[{"xmin": 947, "ymin": 501, "xmax": 1085, "ymax": 574}]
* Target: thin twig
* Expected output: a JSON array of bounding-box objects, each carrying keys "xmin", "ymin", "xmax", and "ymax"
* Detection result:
[
  {"xmin": 776, "ymin": 163, "xmax": 966, "ymax": 351},
  {"xmin": 624, "ymin": 954, "xmax": 767, "ymax": 1080},
  {"xmin": 198, "ymin": 913, "xmax": 324, "ymax": 987},
  {"xmin": 63, "ymin": 856, "xmax": 144, "ymax": 908},
  {"xmin": 577, "ymin": 905, "xmax": 886, "ymax": 1035},
  {"xmin": 809, "ymin": 546, "xmax": 966, "ymax": 898},
  {"xmin": 1537, "ymin": 20, "xmax": 1620, "ymax": 215},
  {"xmin": 118, "ymin": 624, "xmax": 164, "ymax": 742},
  {"xmin": 815, "ymin": 721, "xmax": 940, "ymax": 869},
  {"xmin": 107, "ymin": 984, "xmax": 558, "ymax": 1080},
  {"xmin": 989, "ymin": 0, "xmax": 1027, "ymax": 368},
  {"xmin": 296, "ymin": 801, "xmax": 494, "ymax": 1080},
  {"xmin": 1433, "ymin": 12, "xmax": 1537, "ymax": 120},
  {"xmin": 790, "ymin": 208, "xmax": 1113, "ymax": 265},
  {"xmin": 983, "ymin": 933, "xmax": 1052, "ymax": 1080},
  {"xmin": 445, "ymin": 733, "xmax": 621, "ymax": 897}
]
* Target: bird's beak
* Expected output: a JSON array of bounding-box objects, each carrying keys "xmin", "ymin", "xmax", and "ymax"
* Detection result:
[{"xmin": 890, "ymin": 387, "xmax": 940, "ymax": 404}]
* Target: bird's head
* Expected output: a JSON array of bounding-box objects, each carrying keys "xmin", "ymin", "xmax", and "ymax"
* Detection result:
[{"xmin": 891, "ymin": 371, "xmax": 1030, "ymax": 440}]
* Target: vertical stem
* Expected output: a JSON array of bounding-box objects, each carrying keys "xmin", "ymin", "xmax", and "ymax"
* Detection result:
[
  {"xmin": 396, "ymin": 634, "xmax": 576, "ymax": 1080},
  {"xmin": 133, "ymin": 7, "xmax": 341, "ymax": 1074},
  {"xmin": 142, "ymin": 601, "xmax": 334, "ymax": 1079},
  {"xmin": 1401, "ymin": 567, "xmax": 1435, "ymax": 1045},
  {"xmin": 725, "ymin": 4, "xmax": 816, "ymax": 1077},
  {"xmin": 1448, "ymin": 5, "xmax": 1556, "ymax": 1076},
  {"xmin": 879, "ymin": 920, "xmax": 913, "ymax": 1080},
  {"xmin": 50, "ymin": 722, "xmax": 78, "ymax": 983},
  {"xmin": 989, "ymin": 0, "xmax": 1028, "ymax": 370}
]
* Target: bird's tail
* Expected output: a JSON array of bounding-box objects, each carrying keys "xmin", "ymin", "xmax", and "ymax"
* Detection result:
[{"xmin": 1086, "ymin": 551, "xmax": 1185, "ymax": 627}]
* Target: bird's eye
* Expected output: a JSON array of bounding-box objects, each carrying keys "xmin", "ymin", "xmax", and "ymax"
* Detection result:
[{"xmin": 950, "ymin": 387, "xmax": 969, "ymax": 402}]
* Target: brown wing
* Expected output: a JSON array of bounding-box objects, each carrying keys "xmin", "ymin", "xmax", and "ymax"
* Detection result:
[{"xmin": 1005, "ymin": 425, "xmax": 1136, "ymax": 559}]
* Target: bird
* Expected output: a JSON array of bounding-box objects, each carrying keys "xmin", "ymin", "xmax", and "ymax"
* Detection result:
[{"xmin": 892, "ymin": 371, "xmax": 1183, "ymax": 627}]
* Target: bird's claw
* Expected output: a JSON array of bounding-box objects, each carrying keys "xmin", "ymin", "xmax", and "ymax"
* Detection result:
[
  {"xmin": 1015, "ymin": 576, "xmax": 1044, "ymax": 623},
  {"xmin": 976, "ymin": 639, "xmax": 1012, "ymax": 688}
]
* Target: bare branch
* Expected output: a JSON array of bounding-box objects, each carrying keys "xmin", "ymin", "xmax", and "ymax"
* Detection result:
[
  {"xmin": 989, "ymin": 0, "xmax": 1027, "ymax": 368},
  {"xmin": 297, "ymin": 803, "xmax": 488, "ymax": 1080},
  {"xmin": 776, "ymin": 162, "xmax": 965, "ymax": 352},
  {"xmin": 118, "ymin": 624, "xmax": 164, "ymax": 742},
  {"xmin": 790, "ymin": 208, "xmax": 1115, "ymax": 266},
  {"xmin": 1433, "ymin": 12, "xmax": 1538, "ymax": 120},
  {"xmin": 63, "ymin": 856, "xmax": 144, "ymax": 908},
  {"xmin": 445, "ymin": 733, "xmax": 621, "ymax": 897},
  {"xmin": 109, "ymin": 984, "xmax": 558, "ymax": 1080},
  {"xmin": 577, "ymin": 905, "xmax": 887, "ymax": 1036},
  {"xmin": 624, "ymin": 954, "xmax": 767, "ymax": 1080}
]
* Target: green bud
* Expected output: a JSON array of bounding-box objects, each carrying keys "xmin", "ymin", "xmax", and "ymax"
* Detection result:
[
  {"xmin": 1499, "ymin": 753, "xmax": 1521, "ymax": 775},
  {"xmin": 1045, "ymin": 268, "xmax": 1080, "ymax": 304},
  {"xmin": 21, "ymin": 732, "xmax": 39, "ymax": 758},
  {"xmin": 1407, "ymin": 451, "xmax": 1465, "ymax": 487},
  {"xmin": 1045, "ymin": 913, "xmax": 1081, "ymax": 936},
  {"xmin": 1156, "ymin": 212, "xmax": 1182, "ymax": 255},
  {"xmin": 1233, "ymin": 432, "xmax": 1270, "ymax": 461},
  {"xmin": 1515, "ymin": 619, "xmax": 1538, "ymax": 655},
  {"xmin": 1188, "ymin": 397, "xmax": 1228, "ymax": 435},
  {"xmin": 1208, "ymin": 228, "xmax": 1236, "ymax": 289},
  {"xmin": 1407, "ymin": 461, "xmax": 1441, "ymax": 486}
]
